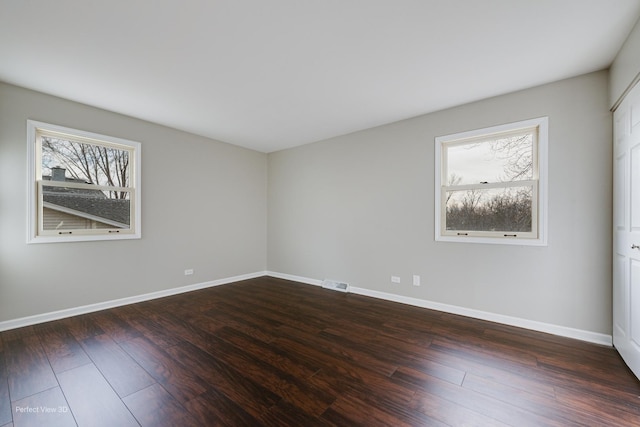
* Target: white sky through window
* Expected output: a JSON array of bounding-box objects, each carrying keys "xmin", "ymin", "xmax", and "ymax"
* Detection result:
[{"xmin": 446, "ymin": 134, "xmax": 533, "ymax": 185}]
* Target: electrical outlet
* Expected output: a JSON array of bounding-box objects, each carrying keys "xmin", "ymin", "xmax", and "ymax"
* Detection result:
[
  {"xmin": 413, "ymin": 275, "xmax": 421, "ymax": 286},
  {"xmin": 391, "ymin": 276, "xmax": 401, "ymax": 284},
  {"xmin": 184, "ymin": 269, "xmax": 194, "ymax": 276}
]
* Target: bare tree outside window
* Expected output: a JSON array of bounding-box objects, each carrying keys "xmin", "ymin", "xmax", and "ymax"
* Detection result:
[
  {"xmin": 39, "ymin": 134, "xmax": 134, "ymax": 230},
  {"xmin": 444, "ymin": 131, "xmax": 535, "ymax": 233},
  {"xmin": 446, "ymin": 187, "xmax": 532, "ymax": 232},
  {"xmin": 489, "ymin": 133, "xmax": 533, "ymax": 181},
  {"xmin": 42, "ymin": 137, "xmax": 131, "ymax": 200}
]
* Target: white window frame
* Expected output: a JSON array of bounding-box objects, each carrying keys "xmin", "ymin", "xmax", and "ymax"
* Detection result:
[
  {"xmin": 27, "ymin": 120, "xmax": 142, "ymax": 243},
  {"xmin": 434, "ymin": 117, "xmax": 548, "ymax": 246}
]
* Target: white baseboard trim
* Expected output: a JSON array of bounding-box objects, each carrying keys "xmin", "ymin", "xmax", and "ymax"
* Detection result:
[
  {"xmin": 0, "ymin": 271, "xmax": 267, "ymax": 332},
  {"xmin": 267, "ymin": 271, "xmax": 613, "ymax": 347},
  {"xmin": 1, "ymin": 270, "xmax": 614, "ymax": 347},
  {"xmin": 266, "ymin": 271, "xmax": 324, "ymax": 287}
]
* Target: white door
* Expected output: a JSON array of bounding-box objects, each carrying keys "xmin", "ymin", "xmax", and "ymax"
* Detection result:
[{"xmin": 613, "ymin": 81, "xmax": 640, "ymax": 379}]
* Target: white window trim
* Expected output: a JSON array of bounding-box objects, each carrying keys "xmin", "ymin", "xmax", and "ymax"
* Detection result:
[
  {"xmin": 27, "ymin": 120, "xmax": 142, "ymax": 243},
  {"xmin": 434, "ymin": 117, "xmax": 548, "ymax": 246}
]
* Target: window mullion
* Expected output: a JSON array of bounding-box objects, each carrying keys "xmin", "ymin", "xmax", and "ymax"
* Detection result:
[
  {"xmin": 444, "ymin": 180, "xmax": 536, "ymax": 192},
  {"xmin": 40, "ymin": 179, "xmax": 132, "ymax": 193}
]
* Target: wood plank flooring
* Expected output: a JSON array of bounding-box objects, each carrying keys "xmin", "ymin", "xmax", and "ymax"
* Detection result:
[{"xmin": 1, "ymin": 276, "xmax": 639, "ymax": 426}]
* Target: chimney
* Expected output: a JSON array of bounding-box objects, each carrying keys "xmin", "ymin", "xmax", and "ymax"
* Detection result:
[{"xmin": 51, "ymin": 167, "xmax": 66, "ymax": 182}]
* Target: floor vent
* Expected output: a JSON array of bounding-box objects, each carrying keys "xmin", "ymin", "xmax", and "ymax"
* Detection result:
[{"xmin": 322, "ymin": 280, "xmax": 349, "ymax": 293}]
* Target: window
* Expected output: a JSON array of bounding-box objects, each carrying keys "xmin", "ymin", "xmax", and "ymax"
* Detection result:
[
  {"xmin": 435, "ymin": 117, "xmax": 547, "ymax": 245},
  {"xmin": 27, "ymin": 120, "xmax": 141, "ymax": 243}
]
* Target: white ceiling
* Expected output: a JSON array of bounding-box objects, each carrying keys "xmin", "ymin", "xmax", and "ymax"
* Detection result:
[{"xmin": 1, "ymin": 1, "xmax": 639, "ymax": 153}]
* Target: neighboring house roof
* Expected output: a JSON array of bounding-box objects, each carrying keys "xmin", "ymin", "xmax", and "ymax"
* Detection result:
[
  {"xmin": 43, "ymin": 192, "xmax": 130, "ymax": 226},
  {"xmin": 42, "ymin": 176, "xmax": 130, "ymax": 227}
]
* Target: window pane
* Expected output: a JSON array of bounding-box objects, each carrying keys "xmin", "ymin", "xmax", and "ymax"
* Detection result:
[
  {"xmin": 42, "ymin": 184, "xmax": 131, "ymax": 230},
  {"xmin": 445, "ymin": 186, "xmax": 532, "ymax": 233},
  {"xmin": 446, "ymin": 132, "xmax": 533, "ymax": 185},
  {"xmin": 41, "ymin": 136, "xmax": 131, "ymax": 187}
]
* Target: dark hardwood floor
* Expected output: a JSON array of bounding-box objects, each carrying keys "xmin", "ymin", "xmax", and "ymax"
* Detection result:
[{"xmin": 1, "ymin": 276, "xmax": 639, "ymax": 426}]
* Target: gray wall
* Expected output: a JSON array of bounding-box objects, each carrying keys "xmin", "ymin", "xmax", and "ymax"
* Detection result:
[
  {"xmin": 610, "ymin": 16, "xmax": 640, "ymax": 108},
  {"xmin": 0, "ymin": 70, "xmax": 616, "ymax": 337},
  {"xmin": 0, "ymin": 83, "xmax": 267, "ymax": 323},
  {"xmin": 268, "ymin": 71, "xmax": 612, "ymax": 335}
]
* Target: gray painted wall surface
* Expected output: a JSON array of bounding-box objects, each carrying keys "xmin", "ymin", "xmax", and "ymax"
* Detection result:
[
  {"xmin": 268, "ymin": 71, "xmax": 612, "ymax": 335},
  {"xmin": 610, "ymin": 17, "xmax": 640, "ymax": 108},
  {"xmin": 0, "ymin": 70, "xmax": 616, "ymax": 337},
  {"xmin": 0, "ymin": 83, "xmax": 267, "ymax": 322}
]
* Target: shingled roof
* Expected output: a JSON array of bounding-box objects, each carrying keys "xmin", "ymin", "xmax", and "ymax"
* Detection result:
[
  {"xmin": 43, "ymin": 191, "xmax": 130, "ymax": 226},
  {"xmin": 43, "ymin": 168, "xmax": 130, "ymax": 227}
]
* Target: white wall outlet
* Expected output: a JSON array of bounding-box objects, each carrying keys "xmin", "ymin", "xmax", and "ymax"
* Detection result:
[
  {"xmin": 184, "ymin": 269, "xmax": 194, "ymax": 276},
  {"xmin": 391, "ymin": 276, "xmax": 401, "ymax": 284},
  {"xmin": 413, "ymin": 275, "xmax": 421, "ymax": 286}
]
